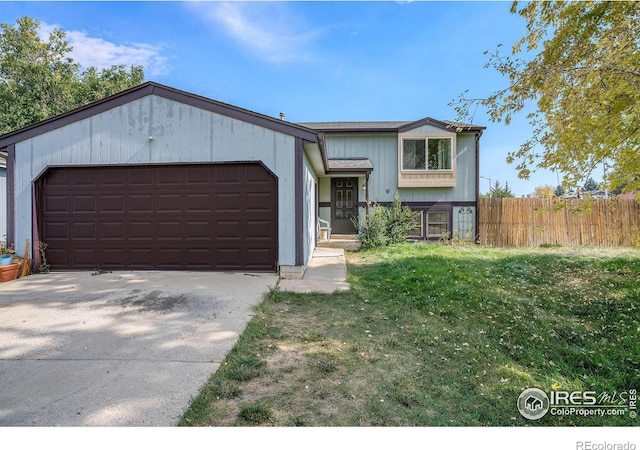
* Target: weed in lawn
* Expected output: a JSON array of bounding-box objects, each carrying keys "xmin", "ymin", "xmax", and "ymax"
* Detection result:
[{"xmin": 237, "ymin": 402, "xmax": 274, "ymax": 425}]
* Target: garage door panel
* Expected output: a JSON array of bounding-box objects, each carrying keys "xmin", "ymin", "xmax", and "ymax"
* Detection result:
[
  {"xmin": 101, "ymin": 195, "xmax": 125, "ymax": 213},
  {"xmin": 129, "ymin": 168, "xmax": 155, "ymax": 186},
  {"xmin": 73, "ymin": 195, "xmax": 97, "ymax": 213},
  {"xmin": 129, "ymin": 221, "xmax": 154, "ymax": 239},
  {"xmin": 72, "ymin": 170, "xmax": 98, "ymax": 187},
  {"xmin": 128, "ymin": 195, "xmax": 153, "ymax": 213},
  {"xmin": 156, "ymin": 194, "xmax": 182, "ymax": 213},
  {"xmin": 99, "ymin": 169, "xmax": 126, "ymax": 187},
  {"xmin": 155, "ymin": 166, "xmax": 184, "ymax": 185},
  {"xmin": 44, "ymin": 221, "xmax": 69, "ymax": 239},
  {"xmin": 184, "ymin": 193, "xmax": 212, "ymax": 212},
  {"xmin": 73, "ymin": 221, "xmax": 97, "ymax": 239},
  {"xmin": 185, "ymin": 166, "xmax": 214, "ymax": 185},
  {"xmin": 38, "ymin": 163, "xmax": 277, "ymax": 271},
  {"xmin": 43, "ymin": 195, "xmax": 68, "ymax": 213}
]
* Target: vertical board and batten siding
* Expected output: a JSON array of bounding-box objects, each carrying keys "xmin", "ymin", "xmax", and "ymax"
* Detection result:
[
  {"xmin": 318, "ymin": 129, "xmax": 478, "ymax": 239},
  {"xmin": 302, "ymin": 153, "xmax": 317, "ymax": 265},
  {"xmin": 320, "ymin": 132, "xmax": 477, "ymax": 203},
  {"xmin": 13, "ymin": 94, "xmax": 298, "ymax": 267},
  {"xmin": 480, "ymin": 198, "xmax": 640, "ymax": 247}
]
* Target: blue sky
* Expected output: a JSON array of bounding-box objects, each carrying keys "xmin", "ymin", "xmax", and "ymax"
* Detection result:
[{"xmin": 2, "ymin": 1, "xmax": 569, "ymax": 196}]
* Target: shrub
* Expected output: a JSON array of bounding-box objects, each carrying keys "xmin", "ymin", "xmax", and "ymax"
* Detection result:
[{"xmin": 356, "ymin": 194, "xmax": 416, "ymax": 248}]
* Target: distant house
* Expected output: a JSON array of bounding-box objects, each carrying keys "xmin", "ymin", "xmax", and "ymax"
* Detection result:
[
  {"xmin": 0, "ymin": 82, "xmax": 484, "ymax": 277},
  {"xmin": 564, "ymin": 189, "xmax": 610, "ymax": 199},
  {"xmin": 617, "ymin": 192, "xmax": 639, "ymax": 200}
]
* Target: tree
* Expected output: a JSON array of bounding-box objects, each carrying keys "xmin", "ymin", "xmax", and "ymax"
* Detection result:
[
  {"xmin": 534, "ymin": 185, "xmax": 554, "ymax": 199},
  {"xmin": 489, "ymin": 180, "xmax": 515, "ymax": 198},
  {"xmin": 0, "ymin": 17, "xmax": 145, "ymax": 135},
  {"xmin": 554, "ymin": 184, "xmax": 566, "ymax": 197},
  {"xmin": 582, "ymin": 177, "xmax": 599, "ymax": 192},
  {"xmin": 453, "ymin": 2, "xmax": 640, "ymax": 194}
]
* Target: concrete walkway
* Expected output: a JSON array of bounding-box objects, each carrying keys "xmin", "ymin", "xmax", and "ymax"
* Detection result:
[{"xmin": 278, "ymin": 247, "xmax": 350, "ymax": 293}]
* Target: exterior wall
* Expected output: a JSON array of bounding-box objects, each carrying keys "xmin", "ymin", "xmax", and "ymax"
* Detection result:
[
  {"xmin": 323, "ymin": 133, "xmax": 476, "ymax": 203},
  {"xmin": 0, "ymin": 168, "xmax": 6, "ymax": 244},
  {"xmin": 13, "ymin": 95, "xmax": 298, "ymax": 267},
  {"xmin": 302, "ymin": 153, "xmax": 317, "ymax": 266},
  {"xmin": 322, "ymin": 130, "xmax": 478, "ymax": 240}
]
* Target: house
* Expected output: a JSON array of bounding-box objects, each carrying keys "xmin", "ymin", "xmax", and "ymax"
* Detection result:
[
  {"xmin": 301, "ymin": 119, "xmax": 484, "ymax": 241},
  {"xmin": 0, "ymin": 82, "xmax": 484, "ymax": 278},
  {"xmin": 564, "ymin": 189, "xmax": 610, "ymax": 199}
]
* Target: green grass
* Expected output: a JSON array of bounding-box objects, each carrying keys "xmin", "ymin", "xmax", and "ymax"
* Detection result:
[{"xmin": 179, "ymin": 244, "xmax": 640, "ymax": 426}]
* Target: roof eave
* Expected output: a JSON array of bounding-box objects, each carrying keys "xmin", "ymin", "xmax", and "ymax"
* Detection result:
[{"xmin": 0, "ymin": 81, "xmax": 320, "ymax": 148}]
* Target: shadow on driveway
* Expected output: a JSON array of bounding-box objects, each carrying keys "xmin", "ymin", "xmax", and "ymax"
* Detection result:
[{"xmin": 0, "ymin": 271, "xmax": 277, "ymax": 426}]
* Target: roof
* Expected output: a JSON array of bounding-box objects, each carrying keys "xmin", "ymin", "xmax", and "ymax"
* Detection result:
[
  {"xmin": 0, "ymin": 81, "xmax": 320, "ymax": 148},
  {"xmin": 326, "ymin": 158, "xmax": 373, "ymax": 174},
  {"xmin": 300, "ymin": 117, "xmax": 485, "ymax": 134}
]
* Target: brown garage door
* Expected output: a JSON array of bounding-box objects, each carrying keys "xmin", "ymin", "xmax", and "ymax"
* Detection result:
[{"xmin": 36, "ymin": 163, "xmax": 278, "ymax": 271}]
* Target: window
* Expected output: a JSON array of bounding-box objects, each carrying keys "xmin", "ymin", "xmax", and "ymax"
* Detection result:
[
  {"xmin": 402, "ymin": 138, "xmax": 452, "ymax": 171},
  {"xmin": 457, "ymin": 207, "xmax": 474, "ymax": 239},
  {"xmin": 426, "ymin": 211, "xmax": 449, "ymax": 237},
  {"xmin": 406, "ymin": 210, "xmax": 423, "ymax": 238}
]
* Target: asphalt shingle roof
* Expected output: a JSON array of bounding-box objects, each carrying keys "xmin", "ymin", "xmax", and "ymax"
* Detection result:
[
  {"xmin": 327, "ymin": 158, "xmax": 374, "ymax": 172},
  {"xmin": 299, "ymin": 118, "xmax": 484, "ymax": 133}
]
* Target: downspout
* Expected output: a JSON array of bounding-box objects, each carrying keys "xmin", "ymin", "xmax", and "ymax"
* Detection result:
[
  {"xmin": 0, "ymin": 148, "xmax": 7, "ymax": 248},
  {"xmin": 0, "ymin": 145, "xmax": 14, "ymax": 250},
  {"xmin": 365, "ymin": 172, "xmax": 370, "ymax": 214},
  {"xmin": 475, "ymin": 131, "xmax": 483, "ymax": 244}
]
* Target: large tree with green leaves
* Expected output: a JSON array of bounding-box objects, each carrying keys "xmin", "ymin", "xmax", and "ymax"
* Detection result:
[
  {"xmin": 454, "ymin": 1, "xmax": 640, "ymax": 193},
  {"xmin": 0, "ymin": 16, "xmax": 144, "ymax": 135}
]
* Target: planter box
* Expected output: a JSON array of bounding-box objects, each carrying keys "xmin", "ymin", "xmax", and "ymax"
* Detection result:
[{"xmin": 0, "ymin": 262, "xmax": 20, "ymax": 282}]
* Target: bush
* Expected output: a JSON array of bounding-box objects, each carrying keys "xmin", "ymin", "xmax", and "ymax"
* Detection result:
[{"xmin": 356, "ymin": 194, "xmax": 416, "ymax": 248}]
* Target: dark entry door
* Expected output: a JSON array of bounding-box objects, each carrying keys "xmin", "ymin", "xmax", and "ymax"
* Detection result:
[{"xmin": 331, "ymin": 178, "xmax": 358, "ymax": 234}]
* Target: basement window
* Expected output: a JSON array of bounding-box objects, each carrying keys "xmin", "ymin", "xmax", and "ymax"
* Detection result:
[{"xmin": 426, "ymin": 210, "xmax": 449, "ymax": 238}]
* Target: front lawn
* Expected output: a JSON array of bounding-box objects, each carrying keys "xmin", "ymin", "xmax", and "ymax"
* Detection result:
[{"xmin": 180, "ymin": 244, "xmax": 639, "ymax": 426}]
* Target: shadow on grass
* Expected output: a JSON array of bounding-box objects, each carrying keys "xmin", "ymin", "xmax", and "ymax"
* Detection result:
[{"xmin": 180, "ymin": 244, "xmax": 640, "ymax": 426}]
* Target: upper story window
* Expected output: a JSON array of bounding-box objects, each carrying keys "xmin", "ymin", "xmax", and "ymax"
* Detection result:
[
  {"xmin": 402, "ymin": 137, "xmax": 452, "ymax": 171},
  {"xmin": 397, "ymin": 132, "xmax": 456, "ymax": 187}
]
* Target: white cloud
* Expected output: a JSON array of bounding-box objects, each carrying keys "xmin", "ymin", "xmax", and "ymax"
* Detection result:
[
  {"xmin": 187, "ymin": 2, "xmax": 322, "ymax": 63},
  {"xmin": 39, "ymin": 22, "xmax": 168, "ymax": 77}
]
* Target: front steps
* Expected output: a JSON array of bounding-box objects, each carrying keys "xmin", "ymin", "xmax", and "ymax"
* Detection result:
[{"xmin": 318, "ymin": 234, "xmax": 362, "ymax": 251}]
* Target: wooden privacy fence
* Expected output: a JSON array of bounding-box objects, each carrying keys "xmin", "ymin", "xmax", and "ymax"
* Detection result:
[{"xmin": 479, "ymin": 198, "xmax": 640, "ymax": 247}]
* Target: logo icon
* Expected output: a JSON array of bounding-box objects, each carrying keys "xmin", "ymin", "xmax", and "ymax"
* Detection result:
[{"xmin": 518, "ymin": 388, "xmax": 550, "ymax": 420}]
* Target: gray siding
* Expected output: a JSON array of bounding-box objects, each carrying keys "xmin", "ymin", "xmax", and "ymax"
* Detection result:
[
  {"xmin": 13, "ymin": 95, "xmax": 298, "ymax": 266},
  {"xmin": 323, "ymin": 133, "xmax": 477, "ymax": 203},
  {"xmin": 302, "ymin": 152, "xmax": 317, "ymax": 266}
]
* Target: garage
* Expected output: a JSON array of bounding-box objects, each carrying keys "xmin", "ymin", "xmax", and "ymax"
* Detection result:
[
  {"xmin": 36, "ymin": 162, "xmax": 278, "ymax": 271},
  {"xmin": 1, "ymin": 82, "xmax": 324, "ymax": 277}
]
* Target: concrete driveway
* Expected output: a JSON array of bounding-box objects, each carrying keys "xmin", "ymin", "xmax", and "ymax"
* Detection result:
[{"xmin": 0, "ymin": 271, "xmax": 277, "ymax": 426}]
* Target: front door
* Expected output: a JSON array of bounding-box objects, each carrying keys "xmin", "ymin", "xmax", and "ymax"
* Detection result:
[{"xmin": 331, "ymin": 178, "xmax": 358, "ymax": 234}]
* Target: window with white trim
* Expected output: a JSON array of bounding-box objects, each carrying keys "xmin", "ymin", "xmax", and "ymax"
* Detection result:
[
  {"xmin": 426, "ymin": 210, "xmax": 449, "ymax": 238},
  {"xmin": 402, "ymin": 137, "xmax": 452, "ymax": 171}
]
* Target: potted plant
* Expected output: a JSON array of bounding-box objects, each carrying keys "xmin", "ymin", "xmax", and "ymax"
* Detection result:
[{"xmin": 0, "ymin": 242, "xmax": 20, "ymax": 282}]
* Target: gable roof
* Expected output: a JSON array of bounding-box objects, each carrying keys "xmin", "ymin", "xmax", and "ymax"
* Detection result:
[
  {"xmin": 0, "ymin": 81, "xmax": 320, "ymax": 148},
  {"xmin": 300, "ymin": 117, "xmax": 485, "ymax": 134}
]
